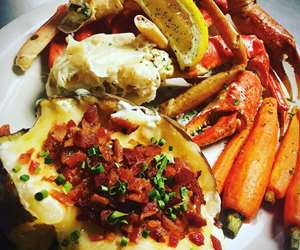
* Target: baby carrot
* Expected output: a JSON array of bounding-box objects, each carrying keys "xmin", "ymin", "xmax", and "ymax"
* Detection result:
[
  {"xmin": 265, "ymin": 110, "xmax": 299, "ymax": 204},
  {"xmin": 284, "ymin": 111, "xmax": 300, "ymax": 250},
  {"xmin": 222, "ymin": 98, "xmax": 278, "ymax": 238},
  {"xmin": 212, "ymin": 125, "xmax": 252, "ymax": 193}
]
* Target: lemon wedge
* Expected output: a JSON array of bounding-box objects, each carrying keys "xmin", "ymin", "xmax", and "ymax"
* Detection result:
[{"xmin": 135, "ymin": 0, "xmax": 208, "ymax": 70}]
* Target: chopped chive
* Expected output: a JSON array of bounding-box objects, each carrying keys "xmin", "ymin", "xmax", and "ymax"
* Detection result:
[
  {"xmin": 166, "ymin": 208, "xmax": 177, "ymax": 220},
  {"xmin": 107, "ymin": 211, "xmax": 128, "ymax": 224},
  {"xmin": 163, "ymin": 193, "xmax": 170, "ymax": 203},
  {"xmin": 12, "ymin": 165, "xmax": 22, "ymax": 173},
  {"xmin": 149, "ymin": 188, "xmax": 160, "ymax": 200},
  {"xmin": 44, "ymin": 155, "xmax": 54, "ymax": 164},
  {"xmin": 91, "ymin": 163, "xmax": 105, "ymax": 174},
  {"xmin": 120, "ymin": 236, "xmax": 129, "ymax": 247},
  {"xmin": 34, "ymin": 190, "xmax": 48, "ymax": 201},
  {"xmin": 20, "ymin": 174, "xmax": 30, "ymax": 182},
  {"xmin": 168, "ymin": 145, "xmax": 173, "ymax": 151},
  {"xmin": 233, "ymin": 99, "xmax": 239, "ymax": 106},
  {"xmin": 223, "ymin": 83, "xmax": 229, "ymax": 90},
  {"xmin": 39, "ymin": 151, "xmax": 49, "ymax": 158},
  {"xmin": 150, "ymin": 137, "xmax": 157, "ymax": 144},
  {"xmin": 180, "ymin": 186, "xmax": 188, "ymax": 199},
  {"xmin": 158, "ymin": 138, "xmax": 166, "ymax": 146},
  {"xmin": 142, "ymin": 229, "xmax": 149, "ymax": 238},
  {"xmin": 100, "ymin": 185, "xmax": 109, "ymax": 192},
  {"xmin": 87, "ymin": 146, "xmax": 99, "ymax": 156},
  {"xmin": 55, "ymin": 174, "xmax": 66, "ymax": 185},
  {"xmin": 80, "ymin": 161, "xmax": 86, "ymax": 169},
  {"xmin": 70, "ymin": 230, "xmax": 80, "ymax": 242},
  {"xmin": 157, "ymin": 199, "xmax": 165, "ymax": 209},
  {"xmin": 63, "ymin": 181, "xmax": 73, "ymax": 193}
]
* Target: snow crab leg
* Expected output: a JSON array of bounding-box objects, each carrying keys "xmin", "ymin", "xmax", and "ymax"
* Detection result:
[
  {"xmin": 227, "ymin": 0, "xmax": 300, "ymax": 99},
  {"xmin": 185, "ymin": 70, "xmax": 262, "ymax": 147}
]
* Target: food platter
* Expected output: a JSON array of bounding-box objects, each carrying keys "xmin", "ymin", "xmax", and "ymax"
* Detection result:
[{"xmin": 0, "ymin": 0, "xmax": 299, "ymax": 249}]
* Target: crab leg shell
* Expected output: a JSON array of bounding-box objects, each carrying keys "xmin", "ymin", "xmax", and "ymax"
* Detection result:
[{"xmin": 15, "ymin": 5, "xmax": 68, "ymax": 71}]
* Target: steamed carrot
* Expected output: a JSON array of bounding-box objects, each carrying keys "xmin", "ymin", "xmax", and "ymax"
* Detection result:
[
  {"xmin": 265, "ymin": 109, "xmax": 300, "ymax": 204},
  {"xmin": 212, "ymin": 125, "xmax": 252, "ymax": 193},
  {"xmin": 284, "ymin": 112, "xmax": 300, "ymax": 250},
  {"xmin": 222, "ymin": 98, "xmax": 278, "ymax": 238}
]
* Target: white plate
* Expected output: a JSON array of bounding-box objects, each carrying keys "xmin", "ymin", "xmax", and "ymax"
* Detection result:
[{"xmin": 0, "ymin": 1, "xmax": 298, "ymax": 249}]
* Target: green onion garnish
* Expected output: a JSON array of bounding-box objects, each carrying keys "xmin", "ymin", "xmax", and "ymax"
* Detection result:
[
  {"xmin": 150, "ymin": 137, "xmax": 157, "ymax": 144},
  {"xmin": 142, "ymin": 229, "xmax": 149, "ymax": 238},
  {"xmin": 12, "ymin": 165, "xmax": 22, "ymax": 173},
  {"xmin": 107, "ymin": 211, "xmax": 128, "ymax": 224},
  {"xmin": 157, "ymin": 200, "xmax": 165, "ymax": 209},
  {"xmin": 63, "ymin": 181, "xmax": 73, "ymax": 193},
  {"xmin": 34, "ymin": 190, "xmax": 48, "ymax": 201},
  {"xmin": 158, "ymin": 138, "xmax": 166, "ymax": 146},
  {"xmin": 70, "ymin": 230, "xmax": 80, "ymax": 242},
  {"xmin": 55, "ymin": 174, "xmax": 66, "ymax": 186},
  {"xmin": 120, "ymin": 236, "xmax": 129, "ymax": 247},
  {"xmin": 87, "ymin": 146, "xmax": 100, "ymax": 156},
  {"xmin": 19, "ymin": 174, "xmax": 30, "ymax": 182},
  {"xmin": 91, "ymin": 163, "xmax": 105, "ymax": 174},
  {"xmin": 168, "ymin": 145, "xmax": 173, "ymax": 151},
  {"xmin": 100, "ymin": 185, "xmax": 109, "ymax": 192}
]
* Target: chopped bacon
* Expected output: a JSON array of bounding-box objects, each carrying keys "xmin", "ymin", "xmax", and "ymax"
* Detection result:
[
  {"xmin": 141, "ymin": 202, "xmax": 159, "ymax": 220},
  {"xmin": 110, "ymin": 117, "xmax": 139, "ymax": 134},
  {"xmin": 83, "ymin": 105, "xmax": 100, "ymax": 125},
  {"xmin": 18, "ymin": 148, "xmax": 34, "ymax": 164},
  {"xmin": 123, "ymin": 145, "xmax": 161, "ymax": 166},
  {"xmin": 28, "ymin": 160, "xmax": 40, "ymax": 175},
  {"xmin": 188, "ymin": 232, "xmax": 205, "ymax": 246},
  {"xmin": 50, "ymin": 123, "xmax": 67, "ymax": 142},
  {"xmin": 174, "ymin": 160, "xmax": 196, "ymax": 186},
  {"xmin": 50, "ymin": 190, "xmax": 74, "ymax": 206},
  {"xmin": 89, "ymin": 233, "xmax": 105, "ymax": 241},
  {"xmin": 162, "ymin": 215, "xmax": 185, "ymax": 246},
  {"xmin": 164, "ymin": 165, "xmax": 177, "ymax": 178},
  {"xmin": 0, "ymin": 124, "xmax": 10, "ymax": 136},
  {"xmin": 74, "ymin": 125, "xmax": 100, "ymax": 149},
  {"xmin": 185, "ymin": 211, "xmax": 207, "ymax": 228},
  {"xmin": 97, "ymin": 127, "xmax": 111, "ymax": 145},
  {"xmin": 211, "ymin": 235, "xmax": 222, "ymax": 250},
  {"xmin": 90, "ymin": 193, "xmax": 109, "ymax": 206},
  {"xmin": 112, "ymin": 139, "xmax": 123, "ymax": 162},
  {"xmin": 100, "ymin": 210, "xmax": 112, "ymax": 224},
  {"xmin": 61, "ymin": 150, "xmax": 86, "ymax": 168},
  {"xmin": 62, "ymin": 167, "xmax": 83, "ymax": 186}
]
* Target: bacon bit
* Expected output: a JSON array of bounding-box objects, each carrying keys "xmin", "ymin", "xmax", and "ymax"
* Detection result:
[
  {"xmin": 67, "ymin": 120, "xmax": 76, "ymax": 130},
  {"xmin": 100, "ymin": 210, "xmax": 112, "ymax": 224},
  {"xmin": 50, "ymin": 190, "xmax": 74, "ymax": 206},
  {"xmin": 168, "ymin": 234, "xmax": 180, "ymax": 248},
  {"xmin": 141, "ymin": 202, "xmax": 159, "ymax": 220},
  {"xmin": 42, "ymin": 175, "xmax": 57, "ymax": 182},
  {"xmin": 127, "ymin": 225, "xmax": 141, "ymax": 243},
  {"xmin": 90, "ymin": 193, "xmax": 109, "ymax": 206},
  {"xmin": 110, "ymin": 117, "xmax": 139, "ymax": 134},
  {"xmin": 113, "ymin": 139, "xmax": 123, "ymax": 162},
  {"xmin": 149, "ymin": 227, "xmax": 167, "ymax": 243},
  {"xmin": 188, "ymin": 232, "xmax": 205, "ymax": 246},
  {"xmin": 97, "ymin": 127, "xmax": 111, "ymax": 145},
  {"xmin": 0, "ymin": 124, "xmax": 10, "ymax": 136},
  {"xmin": 175, "ymin": 161, "xmax": 196, "ymax": 185},
  {"xmin": 185, "ymin": 211, "xmax": 207, "ymax": 228},
  {"xmin": 123, "ymin": 145, "xmax": 161, "ymax": 166},
  {"xmin": 164, "ymin": 165, "xmax": 177, "ymax": 178},
  {"xmin": 128, "ymin": 213, "xmax": 140, "ymax": 225},
  {"xmin": 211, "ymin": 235, "xmax": 222, "ymax": 250},
  {"xmin": 89, "ymin": 233, "xmax": 105, "ymax": 241},
  {"xmin": 61, "ymin": 150, "xmax": 86, "ymax": 168},
  {"xmin": 63, "ymin": 167, "xmax": 83, "ymax": 186},
  {"xmin": 83, "ymin": 105, "xmax": 100, "ymax": 125},
  {"xmin": 28, "ymin": 160, "xmax": 40, "ymax": 175},
  {"xmin": 51, "ymin": 123, "xmax": 68, "ymax": 142},
  {"xmin": 74, "ymin": 125, "xmax": 100, "ymax": 148},
  {"xmin": 18, "ymin": 148, "xmax": 35, "ymax": 164}
]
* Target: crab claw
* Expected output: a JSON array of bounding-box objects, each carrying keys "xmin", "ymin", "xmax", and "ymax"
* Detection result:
[
  {"xmin": 185, "ymin": 70, "xmax": 262, "ymax": 146},
  {"xmin": 228, "ymin": 0, "xmax": 300, "ymax": 99},
  {"xmin": 242, "ymin": 35, "xmax": 289, "ymax": 130}
]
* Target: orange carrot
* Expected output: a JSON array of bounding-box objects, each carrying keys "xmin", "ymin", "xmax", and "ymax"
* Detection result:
[
  {"xmin": 212, "ymin": 125, "xmax": 252, "ymax": 193},
  {"xmin": 284, "ymin": 111, "xmax": 300, "ymax": 249},
  {"xmin": 265, "ymin": 110, "xmax": 300, "ymax": 204},
  {"xmin": 222, "ymin": 98, "xmax": 278, "ymax": 238}
]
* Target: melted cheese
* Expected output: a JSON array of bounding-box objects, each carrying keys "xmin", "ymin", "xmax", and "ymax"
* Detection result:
[
  {"xmin": 47, "ymin": 33, "xmax": 174, "ymax": 104},
  {"xmin": 0, "ymin": 96, "xmax": 224, "ymax": 249}
]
